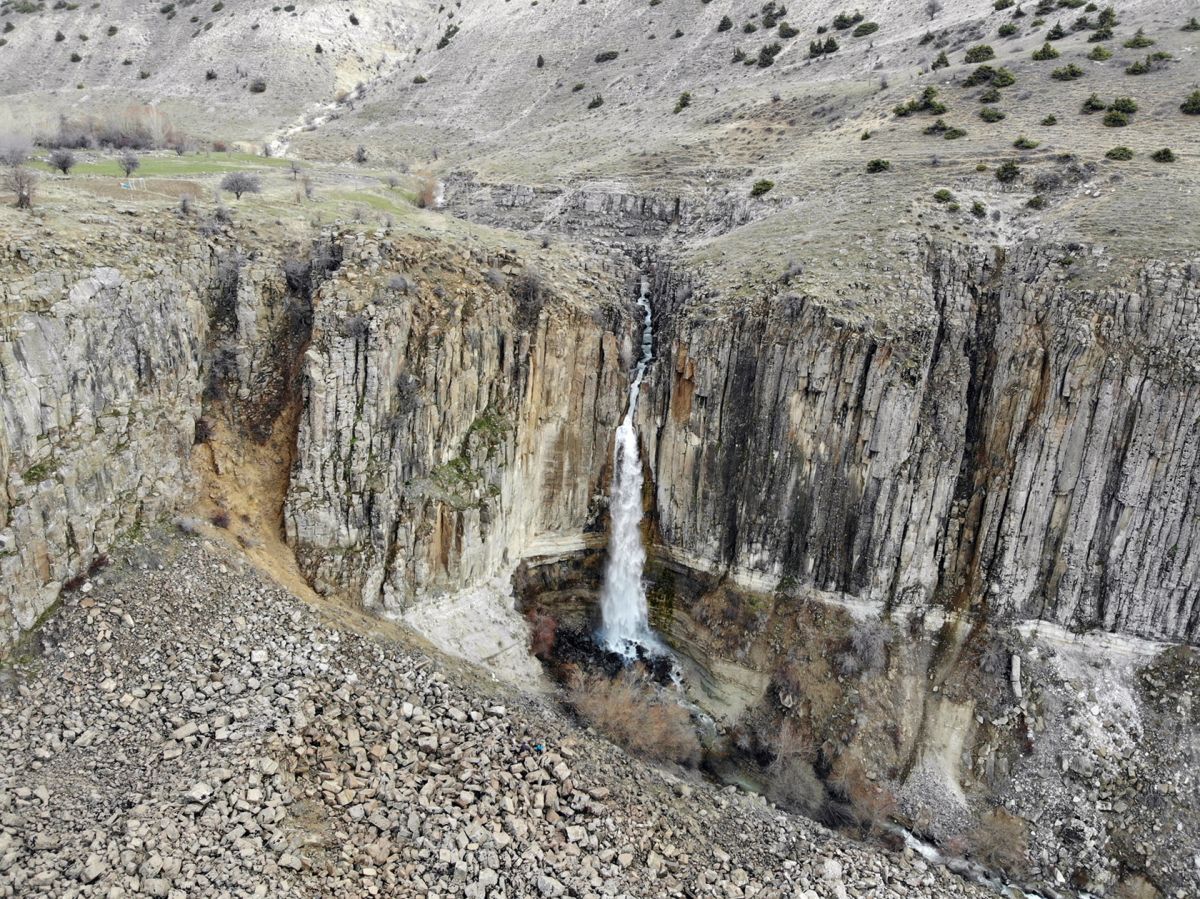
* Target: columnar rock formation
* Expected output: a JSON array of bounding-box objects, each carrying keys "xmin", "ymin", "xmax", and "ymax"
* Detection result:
[
  {"xmin": 641, "ymin": 241, "xmax": 1200, "ymax": 642},
  {"xmin": 0, "ymin": 239, "xmax": 212, "ymax": 647},
  {"xmin": 283, "ymin": 235, "xmax": 633, "ymax": 612},
  {"xmin": 3, "ymin": 221, "xmax": 1198, "ymax": 652}
]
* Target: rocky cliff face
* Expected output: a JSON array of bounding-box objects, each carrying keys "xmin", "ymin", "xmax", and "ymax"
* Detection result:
[
  {"xmin": 0, "ymin": 236, "xmax": 212, "ymax": 648},
  {"xmin": 641, "ymin": 241, "xmax": 1200, "ymax": 643},
  {"xmin": 284, "ymin": 233, "xmax": 634, "ymax": 612},
  {"xmin": 443, "ymin": 175, "xmax": 760, "ymax": 240},
  {"xmin": 4, "ymin": 213, "xmax": 1196, "ymax": 655}
]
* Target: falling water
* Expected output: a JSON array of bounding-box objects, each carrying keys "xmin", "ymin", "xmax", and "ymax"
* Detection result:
[{"xmin": 598, "ymin": 279, "xmax": 664, "ymax": 659}]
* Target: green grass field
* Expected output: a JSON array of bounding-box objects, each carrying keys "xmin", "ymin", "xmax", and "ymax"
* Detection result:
[{"xmin": 31, "ymin": 151, "xmax": 295, "ymax": 177}]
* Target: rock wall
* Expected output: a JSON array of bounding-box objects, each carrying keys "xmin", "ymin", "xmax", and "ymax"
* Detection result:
[
  {"xmin": 443, "ymin": 174, "xmax": 760, "ymax": 240},
  {"xmin": 0, "ymin": 240, "xmax": 212, "ymax": 649},
  {"xmin": 284, "ymin": 234, "xmax": 633, "ymax": 612},
  {"xmin": 641, "ymin": 241, "xmax": 1200, "ymax": 643}
]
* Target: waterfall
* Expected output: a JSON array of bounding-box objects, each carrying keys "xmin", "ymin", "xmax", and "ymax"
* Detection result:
[{"xmin": 598, "ymin": 278, "xmax": 664, "ymax": 659}]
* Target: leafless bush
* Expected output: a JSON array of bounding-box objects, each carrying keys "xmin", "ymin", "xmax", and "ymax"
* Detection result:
[
  {"xmin": 765, "ymin": 721, "xmax": 824, "ymax": 814},
  {"xmin": 779, "ymin": 258, "xmax": 804, "ymax": 284},
  {"xmin": 384, "ymin": 174, "xmax": 400, "ymax": 189},
  {"xmin": 302, "ymin": 176, "xmax": 315, "ymax": 200},
  {"xmin": 5, "ymin": 166, "xmax": 36, "ymax": 209},
  {"xmin": 964, "ymin": 808, "xmax": 1029, "ymax": 876},
  {"xmin": 511, "ymin": 267, "xmax": 547, "ymax": 330},
  {"xmin": 484, "ymin": 267, "xmax": 506, "ymax": 289},
  {"xmin": 48, "ymin": 148, "xmax": 75, "ymax": 174},
  {"xmin": 47, "ymin": 110, "xmax": 184, "ymax": 150},
  {"xmin": 416, "ymin": 177, "xmax": 437, "ymax": 208},
  {"xmin": 220, "ymin": 172, "xmax": 262, "ymax": 199},
  {"xmin": 767, "ymin": 755, "xmax": 825, "ymax": 815},
  {"xmin": 569, "ymin": 672, "xmax": 700, "ymax": 765},
  {"xmin": 174, "ymin": 511, "xmax": 204, "ymax": 532},
  {"xmin": 1112, "ymin": 876, "xmax": 1161, "ymax": 899},
  {"xmin": 388, "ymin": 274, "xmax": 411, "ymax": 294},
  {"xmin": 978, "ymin": 635, "xmax": 1010, "ymax": 677},
  {"xmin": 353, "ymin": 144, "xmax": 367, "ymax": 164},
  {"xmin": 118, "ymin": 150, "xmax": 140, "ymax": 177},
  {"xmin": 0, "ymin": 135, "xmax": 31, "ymax": 167},
  {"xmin": 289, "ymin": 160, "xmax": 302, "ymax": 180},
  {"xmin": 528, "ymin": 609, "xmax": 557, "ymax": 659},
  {"xmin": 836, "ymin": 617, "xmax": 891, "ymax": 678},
  {"xmin": 827, "ymin": 753, "xmax": 896, "ymax": 836},
  {"xmin": 210, "ymin": 510, "xmax": 231, "ymax": 529},
  {"xmin": 178, "ymin": 194, "xmax": 194, "ymax": 216}
]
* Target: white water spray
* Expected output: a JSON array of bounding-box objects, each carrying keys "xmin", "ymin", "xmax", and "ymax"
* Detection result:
[{"xmin": 599, "ymin": 279, "xmax": 664, "ymax": 659}]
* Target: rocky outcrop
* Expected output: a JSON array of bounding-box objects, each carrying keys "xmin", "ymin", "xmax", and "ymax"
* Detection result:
[
  {"xmin": 0, "ymin": 239, "xmax": 212, "ymax": 649},
  {"xmin": 443, "ymin": 174, "xmax": 760, "ymax": 240},
  {"xmin": 641, "ymin": 241, "xmax": 1200, "ymax": 643},
  {"xmin": 284, "ymin": 234, "xmax": 634, "ymax": 612}
]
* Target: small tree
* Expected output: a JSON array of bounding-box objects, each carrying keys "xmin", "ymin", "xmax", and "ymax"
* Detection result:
[
  {"xmin": 118, "ymin": 150, "xmax": 139, "ymax": 176},
  {"xmin": 220, "ymin": 172, "xmax": 262, "ymax": 199},
  {"xmin": 49, "ymin": 148, "xmax": 76, "ymax": 174},
  {"xmin": 925, "ymin": 0, "xmax": 943, "ymax": 20},
  {"xmin": 289, "ymin": 160, "xmax": 302, "ymax": 180},
  {"xmin": 5, "ymin": 165, "xmax": 36, "ymax": 209},
  {"xmin": 354, "ymin": 144, "xmax": 368, "ymax": 164}
]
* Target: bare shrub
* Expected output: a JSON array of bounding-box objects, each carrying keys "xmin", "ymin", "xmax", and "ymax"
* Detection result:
[
  {"xmin": 221, "ymin": 172, "xmax": 262, "ymax": 200},
  {"xmin": 511, "ymin": 267, "xmax": 546, "ymax": 330},
  {"xmin": 5, "ymin": 165, "xmax": 36, "ymax": 209},
  {"xmin": 178, "ymin": 194, "xmax": 194, "ymax": 216},
  {"xmin": 387, "ymin": 274, "xmax": 411, "ymax": 294},
  {"xmin": 569, "ymin": 672, "xmax": 700, "ymax": 765},
  {"xmin": 528, "ymin": 610, "xmax": 557, "ymax": 659},
  {"xmin": 211, "ymin": 510, "xmax": 231, "ymax": 529},
  {"xmin": 174, "ymin": 516, "xmax": 204, "ymax": 535},
  {"xmin": 767, "ymin": 755, "xmax": 824, "ymax": 815},
  {"xmin": 1112, "ymin": 876, "xmax": 1161, "ymax": 899},
  {"xmin": 765, "ymin": 720, "xmax": 824, "ymax": 815},
  {"xmin": 48, "ymin": 110, "xmax": 183, "ymax": 150},
  {"xmin": 48, "ymin": 148, "xmax": 76, "ymax": 174},
  {"xmin": 353, "ymin": 144, "xmax": 367, "ymax": 164},
  {"xmin": 484, "ymin": 267, "xmax": 506, "ymax": 289},
  {"xmin": 384, "ymin": 174, "xmax": 399, "ymax": 189},
  {"xmin": 0, "ymin": 135, "xmax": 31, "ymax": 167},
  {"xmin": 827, "ymin": 753, "xmax": 896, "ymax": 836},
  {"xmin": 836, "ymin": 617, "xmax": 891, "ymax": 678},
  {"xmin": 965, "ymin": 808, "xmax": 1030, "ymax": 876},
  {"xmin": 118, "ymin": 150, "xmax": 139, "ymax": 176},
  {"xmin": 416, "ymin": 177, "xmax": 437, "ymax": 208}
]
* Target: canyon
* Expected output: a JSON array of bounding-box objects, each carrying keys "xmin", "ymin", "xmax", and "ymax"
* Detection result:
[
  {"xmin": 2, "ymin": 184, "xmax": 1197, "ymax": 895},
  {"xmin": 2, "ymin": 0, "xmax": 1199, "ymax": 896}
]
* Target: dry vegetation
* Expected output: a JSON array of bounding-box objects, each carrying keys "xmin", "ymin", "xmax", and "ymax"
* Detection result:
[
  {"xmin": 963, "ymin": 807, "xmax": 1030, "ymax": 877},
  {"xmin": 567, "ymin": 669, "xmax": 701, "ymax": 766}
]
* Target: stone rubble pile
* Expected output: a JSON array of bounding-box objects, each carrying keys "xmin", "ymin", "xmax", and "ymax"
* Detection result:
[{"xmin": 0, "ymin": 534, "xmax": 990, "ymax": 899}]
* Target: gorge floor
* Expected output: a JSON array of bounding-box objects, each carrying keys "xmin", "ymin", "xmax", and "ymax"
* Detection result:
[{"xmin": 0, "ymin": 528, "xmax": 994, "ymax": 899}]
